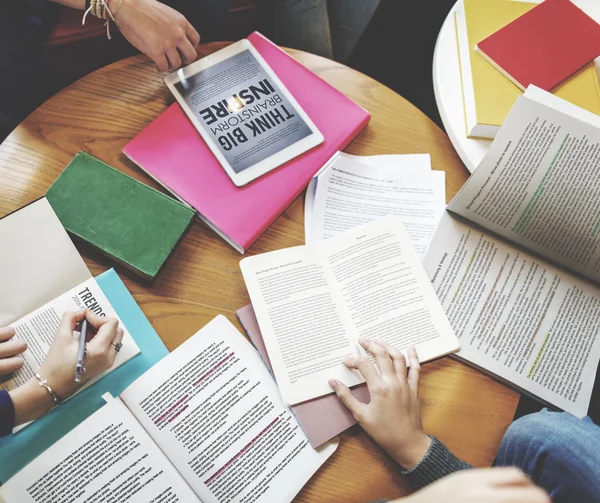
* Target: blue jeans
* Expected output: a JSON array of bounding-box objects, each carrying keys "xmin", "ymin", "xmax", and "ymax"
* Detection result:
[
  {"xmin": 497, "ymin": 409, "xmax": 600, "ymax": 503},
  {"xmin": 269, "ymin": 0, "xmax": 380, "ymax": 63}
]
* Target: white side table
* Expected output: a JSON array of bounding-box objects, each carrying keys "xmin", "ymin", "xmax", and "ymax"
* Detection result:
[{"xmin": 433, "ymin": 0, "xmax": 600, "ymax": 174}]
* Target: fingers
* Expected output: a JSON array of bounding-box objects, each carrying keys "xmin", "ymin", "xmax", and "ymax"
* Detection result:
[
  {"xmin": 0, "ymin": 326, "xmax": 16, "ymax": 342},
  {"xmin": 166, "ymin": 47, "xmax": 182, "ymax": 71},
  {"xmin": 407, "ymin": 346, "xmax": 421, "ymax": 393},
  {"xmin": 154, "ymin": 53, "xmax": 169, "ymax": 73},
  {"xmin": 359, "ymin": 337, "xmax": 394, "ymax": 377},
  {"xmin": 56, "ymin": 310, "xmax": 86, "ymax": 340},
  {"xmin": 329, "ymin": 379, "xmax": 367, "ymax": 420},
  {"xmin": 474, "ymin": 467, "xmax": 531, "ymax": 486},
  {"xmin": 112, "ymin": 327, "xmax": 124, "ymax": 345},
  {"xmin": 104, "ymin": 327, "xmax": 124, "ymax": 368},
  {"xmin": 0, "ymin": 338, "xmax": 27, "ymax": 359},
  {"xmin": 491, "ymin": 487, "xmax": 550, "ymax": 503},
  {"xmin": 343, "ymin": 354, "xmax": 381, "ymax": 384},
  {"xmin": 373, "ymin": 338, "xmax": 408, "ymax": 377},
  {"xmin": 185, "ymin": 23, "xmax": 200, "ymax": 47},
  {"xmin": 178, "ymin": 38, "xmax": 197, "ymax": 65},
  {"xmin": 0, "ymin": 356, "xmax": 24, "ymax": 375},
  {"xmin": 85, "ymin": 310, "xmax": 113, "ymax": 330},
  {"xmin": 87, "ymin": 317, "xmax": 119, "ymax": 351}
]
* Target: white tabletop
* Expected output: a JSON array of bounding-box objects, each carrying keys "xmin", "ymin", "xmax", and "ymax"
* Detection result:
[{"xmin": 433, "ymin": 0, "xmax": 600, "ymax": 174}]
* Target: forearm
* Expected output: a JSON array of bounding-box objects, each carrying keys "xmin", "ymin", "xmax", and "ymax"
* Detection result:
[
  {"xmin": 400, "ymin": 436, "xmax": 473, "ymax": 490},
  {"xmin": 8, "ymin": 378, "xmax": 56, "ymax": 427},
  {"xmin": 48, "ymin": 0, "xmax": 85, "ymax": 10}
]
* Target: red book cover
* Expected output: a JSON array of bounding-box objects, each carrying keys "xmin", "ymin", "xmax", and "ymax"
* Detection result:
[
  {"xmin": 123, "ymin": 32, "xmax": 370, "ymax": 253},
  {"xmin": 476, "ymin": 0, "xmax": 600, "ymax": 91}
]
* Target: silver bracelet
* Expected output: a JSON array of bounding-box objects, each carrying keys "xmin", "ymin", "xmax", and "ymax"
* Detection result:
[{"xmin": 34, "ymin": 373, "xmax": 62, "ymax": 406}]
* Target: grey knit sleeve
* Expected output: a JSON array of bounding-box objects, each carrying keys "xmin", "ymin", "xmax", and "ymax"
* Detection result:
[{"xmin": 400, "ymin": 435, "xmax": 473, "ymax": 489}]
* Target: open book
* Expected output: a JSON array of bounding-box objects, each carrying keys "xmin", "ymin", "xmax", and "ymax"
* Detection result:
[
  {"xmin": 0, "ymin": 316, "xmax": 337, "ymax": 503},
  {"xmin": 0, "ymin": 199, "xmax": 139, "ymax": 428},
  {"xmin": 423, "ymin": 86, "xmax": 600, "ymax": 417},
  {"xmin": 241, "ymin": 216, "xmax": 459, "ymax": 405}
]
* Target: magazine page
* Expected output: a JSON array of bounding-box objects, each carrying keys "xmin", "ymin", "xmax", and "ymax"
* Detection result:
[
  {"xmin": 423, "ymin": 212, "xmax": 600, "ymax": 417},
  {"xmin": 120, "ymin": 316, "xmax": 338, "ymax": 503},
  {"xmin": 0, "ymin": 198, "xmax": 91, "ymax": 326},
  {"xmin": 0, "ymin": 396, "xmax": 200, "ymax": 503},
  {"xmin": 448, "ymin": 94, "xmax": 600, "ymax": 284},
  {"xmin": 1, "ymin": 278, "xmax": 140, "ymax": 398}
]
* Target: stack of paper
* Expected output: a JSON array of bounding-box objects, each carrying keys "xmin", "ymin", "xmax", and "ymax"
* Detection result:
[{"xmin": 304, "ymin": 152, "xmax": 446, "ymax": 257}]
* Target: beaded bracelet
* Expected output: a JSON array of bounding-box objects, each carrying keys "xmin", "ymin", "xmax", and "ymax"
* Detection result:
[
  {"xmin": 82, "ymin": 0, "xmax": 123, "ymax": 40},
  {"xmin": 34, "ymin": 373, "xmax": 62, "ymax": 406}
]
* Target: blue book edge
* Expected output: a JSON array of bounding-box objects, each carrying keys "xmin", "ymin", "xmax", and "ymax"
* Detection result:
[{"xmin": 0, "ymin": 268, "xmax": 168, "ymax": 482}]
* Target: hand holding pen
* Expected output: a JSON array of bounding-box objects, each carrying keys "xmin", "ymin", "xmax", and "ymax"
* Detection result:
[{"xmin": 9, "ymin": 310, "xmax": 124, "ymax": 426}]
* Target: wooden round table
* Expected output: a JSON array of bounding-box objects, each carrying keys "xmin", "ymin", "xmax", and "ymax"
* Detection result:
[{"xmin": 0, "ymin": 43, "xmax": 519, "ymax": 502}]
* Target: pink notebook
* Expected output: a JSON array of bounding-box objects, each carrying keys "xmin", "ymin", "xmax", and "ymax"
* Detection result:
[
  {"xmin": 123, "ymin": 32, "xmax": 371, "ymax": 253},
  {"xmin": 237, "ymin": 304, "xmax": 370, "ymax": 448}
]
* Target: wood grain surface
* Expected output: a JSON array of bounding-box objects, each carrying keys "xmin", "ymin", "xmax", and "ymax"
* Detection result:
[{"xmin": 0, "ymin": 43, "xmax": 519, "ymax": 502}]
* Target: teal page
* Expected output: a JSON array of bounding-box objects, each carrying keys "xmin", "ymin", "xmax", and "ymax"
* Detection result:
[{"xmin": 0, "ymin": 268, "xmax": 168, "ymax": 482}]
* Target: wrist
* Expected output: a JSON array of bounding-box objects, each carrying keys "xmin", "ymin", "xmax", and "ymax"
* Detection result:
[
  {"xmin": 387, "ymin": 432, "xmax": 432, "ymax": 470},
  {"xmin": 9, "ymin": 378, "xmax": 56, "ymax": 426}
]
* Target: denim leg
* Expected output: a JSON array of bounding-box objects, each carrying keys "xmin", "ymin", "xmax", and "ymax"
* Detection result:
[
  {"xmin": 269, "ymin": 0, "xmax": 333, "ymax": 59},
  {"xmin": 496, "ymin": 409, "xmax": 600, "ymax": 503},
  {"xmin": 327, "ymin": 0, "xmax": 380, "ymax": 63}
]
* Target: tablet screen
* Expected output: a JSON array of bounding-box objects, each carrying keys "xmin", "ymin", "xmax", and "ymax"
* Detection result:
[{"xmin": 174, "ymin": 50, "xmax": 313, "ymax": 174}]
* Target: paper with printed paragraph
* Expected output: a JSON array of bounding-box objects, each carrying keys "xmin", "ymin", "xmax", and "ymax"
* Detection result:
[{"xmin": 120, "ymin": 315, "xmax": 338, "ymax": 503}]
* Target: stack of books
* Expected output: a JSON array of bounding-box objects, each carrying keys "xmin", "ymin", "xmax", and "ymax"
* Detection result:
[{"xmin": 456, "ymin": 0, "xmax": 600, "ymax": 139}]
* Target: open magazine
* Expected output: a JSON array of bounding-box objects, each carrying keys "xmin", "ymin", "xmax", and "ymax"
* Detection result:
[
  {"xmin": 0, "ymin": 198, "xmax": 139, "ymax": 430},
  {"xmin": 423, "ymin": 86, "xmax": 600, "ymax": 417},
  {"xmin": 0, "ymin": 316, "xmax": 337, "ymax": 503}
]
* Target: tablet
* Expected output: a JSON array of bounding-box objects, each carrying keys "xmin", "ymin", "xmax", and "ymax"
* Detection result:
[{"xmin": 164, "ymin": 39, "xmax": 324, "ymax": 187}]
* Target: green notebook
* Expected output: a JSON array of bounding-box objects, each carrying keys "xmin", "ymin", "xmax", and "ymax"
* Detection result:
[{"xmin": 46, "ymin": 152, "xmax": 196, "ymax": 280}]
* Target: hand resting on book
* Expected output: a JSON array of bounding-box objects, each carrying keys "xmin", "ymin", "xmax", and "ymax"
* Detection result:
[
  {"xmin": 329, "ymin": 339, "xmax": 550, "ymax": 503},
  {"xmin": 6, "ymin": 310, "xmax": 123, "ymax": 427},
  {"xmin": 329, "ymin": 338, "xmax": 431, "ymax": 470}
]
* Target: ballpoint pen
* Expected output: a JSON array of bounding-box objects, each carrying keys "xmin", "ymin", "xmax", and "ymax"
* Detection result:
[{"xmin": 75, "ymin": 317, "xmax": 87, "ymax": 383}]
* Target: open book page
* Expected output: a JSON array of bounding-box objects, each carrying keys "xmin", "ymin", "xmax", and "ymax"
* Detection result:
[
  {"xmin": 120, "ymin": 316, "xmax": 338, "ymax": 503},
  {"xmin": 0, "ymin": 396, "xmax": 200, "ymax": 503},
  {"xmin": 1, "ymin": 278, "xmax": 140, "ymax": 399},
  {"xmin": 423, "ymin": 212, "xmax": 600, "ymax": 417},
  {"xmin": 448, "ymin": 94, "xmax": 600, "ymax": 284},
  {"xmin": 325, "ymin": 216, "xmax": 459, "ymax": 362},
  {"xmin": 240, "ymin": 243, "xmax": 364, "ymax": 405},
  {"xmin": 307, "ymin": 154, "xmax": 445, "ymax": 256},
  {"xmin": 0, "ymin": 198, "xmax": 91, "ymax": 326},
  {"xmin": 241, "ymin": 217, "xmax": 459, "ymax": 405}
]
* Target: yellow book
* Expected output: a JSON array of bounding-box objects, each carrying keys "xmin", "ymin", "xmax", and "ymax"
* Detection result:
[{"xmin": 456, "ymin": 0, "xmax": 600, "ymax": 139}]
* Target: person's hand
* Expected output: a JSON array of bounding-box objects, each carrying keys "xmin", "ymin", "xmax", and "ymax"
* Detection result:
[
  {"xmin": 38, "ymin": 310, "xmax": 124, "ymax": 399},
  {"xmin": 0, "ymin": 326, "xmax": 27, "ymax": 376},
  {"xmin": 329, "ymin": 338, "xmax": 431, "ymax": 469},
  {"xmin": 9, "ymin": 310, "xmax": 124, "ymax": 426},
  {"xmin": 398, "ymin": 468, "xmax": 550, "ymax": 503},
  {"xmin": 111, "ymin": 0, "xmax": 201, "ymax": 72}
]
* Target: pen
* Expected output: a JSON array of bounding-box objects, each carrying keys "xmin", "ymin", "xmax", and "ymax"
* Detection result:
[{"xmin": 75, "ymin": 317, "xmax": 87, "ymax": 383}]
